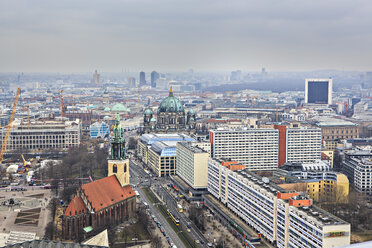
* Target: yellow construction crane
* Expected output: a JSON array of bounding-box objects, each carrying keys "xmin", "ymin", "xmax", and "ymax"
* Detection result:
[{"xmin": 0, "ymin": 88, "xmax": 21, "ymax": 164}]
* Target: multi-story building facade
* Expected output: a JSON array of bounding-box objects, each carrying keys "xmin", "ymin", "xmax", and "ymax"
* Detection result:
[
  {"xmin": 0, "ymin": 119, "xmax": 81, "ymax": 152},
  {"xmin": 210, "ymin": 127, "xmax": 321, "ymax": 170},
  {"xmin": 286, "ymin": 127, "xmax": 322, "ymax": 164},
  {"xmin": 210, "ymin": 128, "xmax": 279, "ymax": 170},
  {"xmin": 275, "ymin": 125, "xmax": 322, "ymax": 167},
  {"xmin": 137, "ymin": 133, "xmax": 194, "ymax": 167},
  {"xmin": 305, "ymin": 78, "xmax": 333, "ymax": 105},
  {"xmin": 316, "ymin": 119, "xmax": 359, "ymax": 150},
  {"xmin": 176, "ymin": 142, "xmax": 208, "ymax": 189},
  {"xmin": 208, "ymin": 159, "xmax": 350, "ymax": 248},
  {"xmin": 342, "ymin": 149, "xmax": 372, "ymax": 195}
]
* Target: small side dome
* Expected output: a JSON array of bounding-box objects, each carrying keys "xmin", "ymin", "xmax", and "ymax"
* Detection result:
[
  {"xmin": 188, "ymin": 109, "xmax": 195, "ymax": 115},
  {"xmin": 150, "ymin": 117, "xmax": 156, "ymax": 122},
  {"xmin": 103, "ymin": 116, "xmax": 110, "ymax": 120},
  {"xmin": 189, "ymin": 117, "xmax": 195, "ymax": 122},
  {"xmin": 144, "ymin": 109, "xmax": 153, "ymax": 115},
  {"xmin": 104, "ymin": 107, "xmax": 111, "ymax": 111}
]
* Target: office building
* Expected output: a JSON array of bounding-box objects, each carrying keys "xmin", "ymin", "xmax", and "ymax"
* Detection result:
[
  {"xmin": 207, "ymin": 159, "xmax": 351, "ymax": 248},
  {"xmin": 305, "ymin": 78, "xmax": 332, "ymax": 105},
  {"xmin": 210, "ymin": 128, "xmax": 279, "ymax": 170},
  {"xmin": 176, "ymin": 142, "xmax": 209, "ymax": 189},
  {"xmin": 139, "ymin": 71, "xmax": 146, "ymax": 86},
  {"xmin": 0, "ymin": 119, "xmax": 81, "ymax": 152},
  {"xmin": 150, "ymin": 71, "xmax": 159, "ymax": 88},
  {"xmin": 278, "ymin": 161, "xmax": 349, "ymax": 203},
  {"xmin": 137, "ymin": 133, "xmax": 195, "ymax": 176},
  {"xmin": 342, "ymin": 149, "xmax": 372, "ymax": 194},
  {"xmin": 128, "ymin": 77, "xmax": 136, "ymax": 88}
]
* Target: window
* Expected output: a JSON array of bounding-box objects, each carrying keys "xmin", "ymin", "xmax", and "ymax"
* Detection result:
[
  {"xmin": 113, "ymin": 164, "xmax": 117, "ymax": 173},
  {"xmin": 124, "ymin": 164, "xmax": 127, "ymax": 173}
]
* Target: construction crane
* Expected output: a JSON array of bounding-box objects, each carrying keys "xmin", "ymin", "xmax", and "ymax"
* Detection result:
[
  {"xmin": 60, "ymin": 90, "xmax": 64, "ymax": 118},
  {"xmin": 0, "ymin": 88, "xmax": 21, "ymax": 164}
]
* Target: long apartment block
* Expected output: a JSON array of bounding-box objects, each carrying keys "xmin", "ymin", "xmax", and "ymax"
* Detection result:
[
  {"xmin": 210, "ymin": 126, "xmax": 322, "ymax": 170},
  {"xmin": 210, "ymin": 128, "xmax": 279, "ymax": 170},
  {"xmin": 208, "ymin": 159, "xmax": 350, "ymax": 248},
  {"xmin": 0, "ymin": 119, "xmax": 81, "ymax": 152}
]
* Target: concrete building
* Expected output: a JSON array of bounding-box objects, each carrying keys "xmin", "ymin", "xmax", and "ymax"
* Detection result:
[
  {"xmin": 0, "ymin": 119, "xmax": 81, "ymax": 152},
  {"xmin": 208, "ymin": 159, "xmax": 351, "ymax": 248},
  {"xmin": 305, "ymin": 78, "xmax": 333, "ymax": 105},
  {"xmin": 210, "ymin": 128, "xmax": 279, "ymax": 170},
  {"xmin": 342, "ymin": 149, "xmax": 372, "ymax": 195},
  {"xmin": 176, "ymin": 142, "xmax": 209, "ymax": 189},
  {"xmin": 275, "ymin": 125, "xmax": 322, "ymax": 166},
  {"xmin": 278, "ymin": 162, "xmax": 349, "ymax": 203},
  {"xmin": 137, "ymin": 133, "xmax": 195, "ymax": 177}
]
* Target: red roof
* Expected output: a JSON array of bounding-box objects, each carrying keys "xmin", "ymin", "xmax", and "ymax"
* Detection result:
[
  {"xmin": 81, "ymin": 175, "xmax": 134, "ymax": 212},
  {"xmin": 64, "ymin": 196, "xmax": 88, "ymax": 216}
]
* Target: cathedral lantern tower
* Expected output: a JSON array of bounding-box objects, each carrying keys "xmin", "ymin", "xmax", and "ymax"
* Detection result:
[{"xmin": 108, "ymin": 114, "xmax": 130, "ymax": 187}]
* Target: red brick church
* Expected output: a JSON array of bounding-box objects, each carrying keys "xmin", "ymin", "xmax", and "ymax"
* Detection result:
[{"xmin": 62, "ymin": 115, "xmax": 136, "ymax": 241}]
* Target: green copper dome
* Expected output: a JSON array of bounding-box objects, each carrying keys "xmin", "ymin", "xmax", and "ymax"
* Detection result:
[
  {"xmin": 158, "ymin": 87, "xmax": 184, "ymax": 113},
  {"xmin": 188, "ymin": 109, "xmax": 195, "ymax": 115},
  {"xmin": 150, "ymin": 117, "xmax": 156, "ymax": 122},
  {"xmin": 112, "ymin": 103, "xmax": 128, "ymax": 112}
]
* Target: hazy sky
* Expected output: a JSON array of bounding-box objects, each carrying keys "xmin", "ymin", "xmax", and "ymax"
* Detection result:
[{"xmin": 0, "ymin": 0, "xmax": 371, "ymax": 73}]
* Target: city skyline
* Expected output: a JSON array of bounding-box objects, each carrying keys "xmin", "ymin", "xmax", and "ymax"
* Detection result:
[{"xmin": 0, "ymin": 0, "xmax": 372, "ymax": 73}]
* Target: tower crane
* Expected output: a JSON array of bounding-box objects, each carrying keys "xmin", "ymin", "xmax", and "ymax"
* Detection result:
[{"xmin": 0, "ymin": 88, "xmax": 21, "ymax": 164}]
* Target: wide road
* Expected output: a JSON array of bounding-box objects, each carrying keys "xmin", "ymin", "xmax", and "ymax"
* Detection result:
[
  {"xmin": 130, "ymin": 160, "xmax": 183, "ymax": 248},
  {"xmin": 130, "ymin": 157, "xmax": 209, "ymax": 247},
  {"xmin": 156, "ymin": 185, "xmax": 209, "ymax": 248}
]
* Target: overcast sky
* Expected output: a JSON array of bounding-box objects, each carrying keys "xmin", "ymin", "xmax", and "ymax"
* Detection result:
[{"xmin": 0, "ymin": 0, "xmax": 371, "ymax": 73}]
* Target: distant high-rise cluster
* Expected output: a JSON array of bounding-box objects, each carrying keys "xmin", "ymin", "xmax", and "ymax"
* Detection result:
[{"xmin": 305, "ymin": 78, "xmax": 332, "ymax": 105}]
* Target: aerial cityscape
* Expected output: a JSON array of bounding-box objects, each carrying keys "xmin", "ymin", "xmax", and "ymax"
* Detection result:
[{"xmin": 1, "ymin": 1, "xmax": 372, "ymax": 248}]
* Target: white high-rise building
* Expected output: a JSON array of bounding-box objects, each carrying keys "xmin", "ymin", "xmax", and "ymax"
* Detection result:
[
  {"xmin": 210, "ymin": 128, "xmax": 279, "ymax": 170},
  {"xmin": 286, "ymin": 127, "xmax": 322, "ymax": 164},
  {"xmin": 176, "ymin": 142, "xmax": 209, "ymax": 189}
]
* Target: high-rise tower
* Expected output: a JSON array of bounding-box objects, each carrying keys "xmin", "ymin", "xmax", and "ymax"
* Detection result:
[
  {"xmin": 139, "ymin": 71, "xmax": 146, "ymax": 86},
  {"xmin": 107, "ymin": 114, "xmax": 129, "ymax": 187},
  {"xmin": 151, "ymin": 71, "xmax": 159, "ymax": 88}
]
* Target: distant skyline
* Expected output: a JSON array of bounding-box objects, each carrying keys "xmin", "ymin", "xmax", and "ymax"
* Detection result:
[{"xmin": 0, "ymin": 0, "xmax": 371, "ymax": 73}]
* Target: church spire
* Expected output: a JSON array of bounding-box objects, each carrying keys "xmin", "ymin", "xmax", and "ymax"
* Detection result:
[{"xmin": 111, "ymin": 113, "xmax": 126, "ymax": 160}]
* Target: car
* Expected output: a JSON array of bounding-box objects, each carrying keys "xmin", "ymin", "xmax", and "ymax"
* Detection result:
[
  {"xmin": 207, "ymin": 243, "xmax": 213, "ymax": 247},
  {"xmin": 187, "ymin": 229, "xmax": 191, "ymax": 232},
  {"xmin": 195, "ymin": 240, "xmax": 200, "ymax": 244}
]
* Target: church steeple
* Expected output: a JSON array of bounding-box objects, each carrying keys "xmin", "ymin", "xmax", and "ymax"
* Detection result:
[{"xmin": 110, "ymin": 113, "xmax": 126, "ymax": 160}]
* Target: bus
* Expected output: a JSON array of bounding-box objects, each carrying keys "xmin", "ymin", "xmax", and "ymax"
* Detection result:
[
  {"xmin": 167, "ymin": 209, "xmax": 180, "ymax": 226},
  {"xmin": 177, "ymin": 204, "xmax": 183, "ymax": 213}
]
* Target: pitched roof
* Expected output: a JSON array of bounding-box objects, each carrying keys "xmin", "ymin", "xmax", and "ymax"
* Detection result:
[
  {"xmin": 81, "ymin": 175, "xmax": 134, "ymax": 212},
  {"xmin": 65, "ymin": 196, "xmax": 88, "ymax": 216}
]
